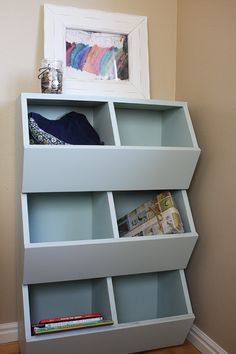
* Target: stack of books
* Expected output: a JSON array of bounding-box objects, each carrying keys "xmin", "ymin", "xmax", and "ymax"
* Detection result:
[
  {"xmin": 32, "ymin": 313, "xmax": 113, "ymax": 335},
  {"xmin": 118, "ymin": 191, "xmax": 184, "ymax": 237}
]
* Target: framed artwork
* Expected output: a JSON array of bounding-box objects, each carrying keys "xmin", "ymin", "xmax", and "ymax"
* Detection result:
[{"xmin": 44, "ymin": 4, "xmax": 150, "ymax": 98}]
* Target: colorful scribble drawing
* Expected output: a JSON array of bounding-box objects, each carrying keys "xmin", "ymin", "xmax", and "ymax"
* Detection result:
[{"xmin": 66, "ymin": 29, "xmax": 128, "ymax": 80}]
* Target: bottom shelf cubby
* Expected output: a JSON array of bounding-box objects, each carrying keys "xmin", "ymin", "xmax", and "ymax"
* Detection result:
[
  {"xmin": 28, "ymin": 278, "xmax": 112, "ymax": 327},
  {"xmin": 112, "ymin": 271, "xmax": 189, "ymax": 324},
  {"xmin": 20, "ymin": 270, "xmax": 194, "ymax": 354}
]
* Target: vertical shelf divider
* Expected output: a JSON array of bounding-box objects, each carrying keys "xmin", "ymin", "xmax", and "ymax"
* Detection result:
[
  {"xmin": 107, "ymin": 192, "xmax": 120, "ymax": 239},
  {"xmin": 108, "ymin": 101, "xmax": 121, "ymax": 146},
  {"xmin": 107, "ymin": 277, "xmax": 119, "ymax": 325}
]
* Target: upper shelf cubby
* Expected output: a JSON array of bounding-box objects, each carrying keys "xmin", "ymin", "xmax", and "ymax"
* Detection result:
[
  {"xmin": 25, "ymin": 97, "xmax": 116, "ymax": 146},
  {"xmin": 18, "ymin": 93, "xmax": 200, "ymax": 193},
  {"xmin": 114, "ymin": 102, "xmax": 194, "ymax": 148}
]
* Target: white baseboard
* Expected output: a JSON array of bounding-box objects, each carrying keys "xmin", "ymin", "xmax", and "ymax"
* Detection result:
[
  {"xmin": 0, "ymin": 321, "xmax": 229, "ymax": 353},
  {"xmin": 188, "ymin": 325, "xmax": 228, "ymax": 354},
  {"xmin": 0, "ymin": 322, "xmax": 18, "ymax": 344}
]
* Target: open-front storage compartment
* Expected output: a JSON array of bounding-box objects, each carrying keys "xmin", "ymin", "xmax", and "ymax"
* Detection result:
[
  {"xmin": 27, "ymin": 278, "xmax": 113, "ymax": 331},
  {"xmin": 21, "ymin": 270, "xmax": 194, "ymax": 354},
  {"xmin": 26, "ymin": 192, "xmax": 114, "ymax": 243},
  {"xmin": 19, "ymin": 93, "xmax": 200, "ymax": 192},
  {"xmin": 25, "ymin": 97, "xmax": 116, "ymax": 146},
  {"xmin": 21, "ymin": 190, "xmax": 198, "ymax": 284},
  {"xmin": 114, "ymin": 189, "xmax": 194, "ymax": 237},
  {"xmin": 113, "ymin": 270, "xmax": 191, "ymax": 324},
  {"xmin": 114, "ymin": 102, "xmax": 194, "ymax": 147}
]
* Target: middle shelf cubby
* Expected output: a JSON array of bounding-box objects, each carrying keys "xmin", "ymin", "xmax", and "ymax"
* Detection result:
[
  {"xmin": 21, "ymin": 190, "xmax": 198, "ymax": 284},
  {"xmin": 27, "ymin": 192, "xmax": 114, "ymax": 243}
]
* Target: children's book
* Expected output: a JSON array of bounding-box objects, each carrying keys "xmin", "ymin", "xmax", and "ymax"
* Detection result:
[
  {"xmin": 117, "ymin": 191, "xmax": 184, "ymax": 237},
  {"xmin": 32, "ymin": 319, "xmax": 114, "ymax": 335}
]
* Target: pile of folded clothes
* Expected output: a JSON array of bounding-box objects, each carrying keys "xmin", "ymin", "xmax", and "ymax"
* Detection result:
[{"xmin": 28, "ymin": 111, "xmax": 104, "ymax": 145}]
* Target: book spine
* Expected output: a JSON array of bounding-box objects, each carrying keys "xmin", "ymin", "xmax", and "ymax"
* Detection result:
[
  {"xmin": 44, "ymin": 317, "xmax": 103, "ymax": 328},
  {"xmin": 39, "ymin": 313, "xmax": 102, "ymax": 324}
]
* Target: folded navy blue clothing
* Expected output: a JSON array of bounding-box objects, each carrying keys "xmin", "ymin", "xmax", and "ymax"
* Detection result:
[{"xmin": 28, "ymin": 111, "xmax": 104, "ymax": 145}]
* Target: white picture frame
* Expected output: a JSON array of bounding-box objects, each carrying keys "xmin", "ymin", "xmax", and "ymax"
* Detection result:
[{"xmin": 44, "ymin": 4, "xmax": 150, "ymax": 98}]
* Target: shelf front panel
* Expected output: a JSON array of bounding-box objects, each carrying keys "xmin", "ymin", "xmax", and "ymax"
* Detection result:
[
  {"xmin": 22, "ymin": 147, "xmax": 200, "ymax": 192},
  {"xmin": 23, "ymin": 235, "xmax": 197, "ymax": 284},
  {"xmin": 22, "ymin": 317, "xmax": 194, "ymax": 354}
]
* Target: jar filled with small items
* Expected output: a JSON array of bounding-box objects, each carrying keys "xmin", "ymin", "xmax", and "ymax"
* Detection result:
[{"xmin": 38, "ymin": 59, "xmax": 63, "ymax": 94}]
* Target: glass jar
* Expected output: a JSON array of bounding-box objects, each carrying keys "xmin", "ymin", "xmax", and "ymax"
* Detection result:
[{"xmin": 38, "ymin": 59, "xmax": 63, "ymax": 94}]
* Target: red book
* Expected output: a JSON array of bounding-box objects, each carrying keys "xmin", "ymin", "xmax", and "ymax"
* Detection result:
[{"xmin": 39, "ymin": 313, "xmax": 103, "ymax": 325}]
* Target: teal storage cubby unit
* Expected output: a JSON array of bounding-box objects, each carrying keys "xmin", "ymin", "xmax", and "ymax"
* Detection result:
[{"xmin": 17, "ymin": 93, "xmax": 200, "ymax": 354}]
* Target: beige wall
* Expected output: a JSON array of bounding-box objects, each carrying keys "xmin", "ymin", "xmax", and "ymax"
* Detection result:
[
  {"xmin": 1, "ymin": 1, "xmax": 235, "ymax": 352},
  {"xmin": 176, "ymin": 1, "xmax": 236, "ymax": 353},
  {"xmin": 0, "ymin": 0, "xmax": 177, "ymax": 323}
]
